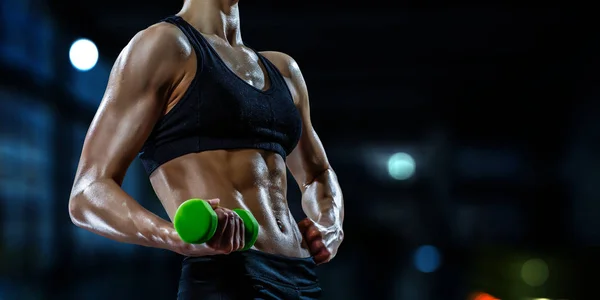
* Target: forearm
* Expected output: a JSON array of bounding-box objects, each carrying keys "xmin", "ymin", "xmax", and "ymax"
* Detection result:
[
  {"xmin": 301, "ymin": 169, "xmax": 344, "ymax": 228},
  {"xmin": 69, "ymin": 178, "xmax": 177, "ymax": 250}
]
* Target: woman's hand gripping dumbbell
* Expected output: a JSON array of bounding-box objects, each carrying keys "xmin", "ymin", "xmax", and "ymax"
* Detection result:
[{"xmin": 170, "ymin": 198, "xmax": 259, "ymax": 256}]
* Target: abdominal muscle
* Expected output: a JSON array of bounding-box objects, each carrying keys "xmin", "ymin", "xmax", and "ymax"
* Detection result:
[{"xmin": 149, "ymin": 149, "xmax": 310, "ymax": 258}]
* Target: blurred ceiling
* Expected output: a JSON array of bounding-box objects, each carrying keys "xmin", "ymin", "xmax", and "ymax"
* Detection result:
[{"xmin": 46, "ymin": 1, "xmax": 593, "ymax": 143}]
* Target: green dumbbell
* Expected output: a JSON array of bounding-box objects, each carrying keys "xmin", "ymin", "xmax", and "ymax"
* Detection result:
[{"xmin": 173, "ymin": 199, "xmax": 259, "ymax": 251}]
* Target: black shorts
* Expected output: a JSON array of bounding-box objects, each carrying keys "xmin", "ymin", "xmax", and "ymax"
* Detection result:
[{"xmin": 177, "ymin": 249, "xmax": 321, "ymax": 300}]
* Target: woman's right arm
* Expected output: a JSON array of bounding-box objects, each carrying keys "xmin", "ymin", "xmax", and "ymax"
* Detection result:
[{"xmin": 68, "ymin": 23, "xmax": 194, "ymax": 253}]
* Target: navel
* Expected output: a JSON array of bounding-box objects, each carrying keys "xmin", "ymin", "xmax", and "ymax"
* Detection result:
[{"xmin": 276, "ymin": 218, "xmax": 284, "ymax": 232}]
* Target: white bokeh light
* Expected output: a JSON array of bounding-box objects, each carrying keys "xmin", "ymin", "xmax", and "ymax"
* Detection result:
[{"xmin": 69, "ymin": 38, "xmax": 99, "ymax": 71}]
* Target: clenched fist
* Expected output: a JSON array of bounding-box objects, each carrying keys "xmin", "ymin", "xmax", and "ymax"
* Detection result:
[
  {"xmin": 298, "ymin": 218, "xmax": 343, "ymax": 265},
  {"xmin": 170, "ymin": 199, "xmax": 246, "ymax": 256}
]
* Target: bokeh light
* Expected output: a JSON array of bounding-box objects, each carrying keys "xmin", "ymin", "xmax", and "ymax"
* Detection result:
[
  {"xmin": 69, "ymin": 38, "xmax": 99, "ymax": 71},
  {"xmin": 521, "ymin": 258, "xmax": 550, "ymax": 287},
  {"xmin": 387, "ymin": 152, "xmax": 415, "ymax": 180},
  {"xmin": 413, "ymin": 245, "xmax": 441, "ymax": 273},
  {"xmin": 470, "ymin": 292, "xmax": 499, "ymax": 300}
]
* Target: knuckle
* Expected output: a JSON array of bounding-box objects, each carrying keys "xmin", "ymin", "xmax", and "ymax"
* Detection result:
[{"xmin": 223, "ymin": 210, "xmax": 234, "ymax": 220}]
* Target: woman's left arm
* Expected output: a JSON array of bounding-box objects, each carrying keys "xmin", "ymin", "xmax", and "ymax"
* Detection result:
[{"xmin": 262, "ymin": 51, "xmax": 345, "ymax": 264}]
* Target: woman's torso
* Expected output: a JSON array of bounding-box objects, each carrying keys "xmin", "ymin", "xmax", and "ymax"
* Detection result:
[
  {"xmin": 142, "ymin": 16, "xmax": 308, "ymax": 258},
  {"xmin": 150, "ymin": 150, "xmax": 308, "ymax": 258}
]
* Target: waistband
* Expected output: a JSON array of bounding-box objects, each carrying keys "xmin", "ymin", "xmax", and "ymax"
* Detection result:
[{"xmin": 182, "ymin": 250, "xmax": 318, "ymax": 287}]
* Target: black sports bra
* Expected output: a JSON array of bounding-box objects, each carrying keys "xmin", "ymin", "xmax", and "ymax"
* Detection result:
[{"xmin": 138, "ymin": 16, "xmax": 302, "ymax": 175}]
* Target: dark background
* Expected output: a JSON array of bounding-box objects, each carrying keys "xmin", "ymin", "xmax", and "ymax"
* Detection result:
[{"xmin": 1, "ymin": 1, "xmax": 598, "ymax": 299}]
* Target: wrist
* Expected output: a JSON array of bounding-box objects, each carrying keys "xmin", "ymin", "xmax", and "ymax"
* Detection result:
[
  {"xmin": 315, "ymin": 210, "xmax": 341, "ymax": 228},
  {"xmin": 150, "ymin": 222, "xmax": 181, "ymax": 251},
  {"xmin": 156, "ymin": 224, "xmax": 215, "ymax": 256}
]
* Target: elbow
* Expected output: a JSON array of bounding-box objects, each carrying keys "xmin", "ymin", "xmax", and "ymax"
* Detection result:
[
  {"xmin": 68, "ymin": 167, "xmax": 115, "ymax": 227},
  {"xmin": 68, "ymin": 177, "xmax": 97, "ymax": 227},
  {"xmin": 68, "ymin": 169, "xmax": 106, "ymax": 226},
  {"xmin": 68, "ymin": 196, "xmax": 86, "ymax": 227}
]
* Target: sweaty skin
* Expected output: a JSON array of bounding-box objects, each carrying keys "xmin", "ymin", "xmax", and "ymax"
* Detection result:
[{"xmin": 68, "ymin": 0, "xmax": 344, "ymax": 263}]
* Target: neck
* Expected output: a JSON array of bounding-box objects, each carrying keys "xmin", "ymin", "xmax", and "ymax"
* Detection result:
[{"xmin": 179, "ymin": 0, "xmax": 242, "ymax": 45}]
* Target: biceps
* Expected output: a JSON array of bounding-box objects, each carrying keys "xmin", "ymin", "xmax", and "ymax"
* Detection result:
[
  {"xmin": 300, "ymin": 126, "xmax": 329, "ymax": 169},
  {"xmin": 78, "ymin": 89, "xmax": 163, "ymax": 184},
  {"xmin": 288, "ymin": 126, "xmax": 330, "ymax": 185}
]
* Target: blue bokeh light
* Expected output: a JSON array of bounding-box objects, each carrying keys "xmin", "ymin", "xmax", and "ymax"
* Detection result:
[{"xmin": 414, "ymin": 245, "xmax": 441, "ymax": 273}]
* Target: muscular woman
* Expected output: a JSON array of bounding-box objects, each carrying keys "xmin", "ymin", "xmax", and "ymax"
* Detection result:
[{"xmin": 68, "ymin": 0, "xmax": 344, "ymax": 299}]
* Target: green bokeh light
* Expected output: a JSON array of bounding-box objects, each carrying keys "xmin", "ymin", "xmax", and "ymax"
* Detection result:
[{"xmin": 521, "ymin": 258, "xmax": 549, "ymax": 287}]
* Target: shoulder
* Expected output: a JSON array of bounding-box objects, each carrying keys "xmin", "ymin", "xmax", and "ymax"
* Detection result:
[
  {"xmin": 121, "ymin": 22, "xmax": 193, "ymax": 69},
  {"xmin": 259, "ymin": 51, "xmax": 303, "ymax": 81},
  {"xmin": 260, "ymin": 51, "xmax": 307, "ymax": 103},
  {"xmin": 111, "ymin": 22, "xmax": 193, "ymax": 90}
]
